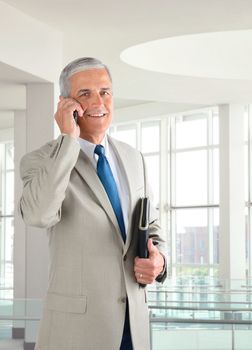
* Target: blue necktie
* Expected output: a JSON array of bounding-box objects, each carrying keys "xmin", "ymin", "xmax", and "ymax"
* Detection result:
[{"xmin": 94, "ymin": 145, "xmax": 126, "ymax": 242}]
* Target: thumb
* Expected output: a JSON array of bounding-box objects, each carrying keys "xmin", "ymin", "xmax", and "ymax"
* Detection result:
[{"xmin": 147, "ymin": 238, "xmax": 157, "ymax": 256}]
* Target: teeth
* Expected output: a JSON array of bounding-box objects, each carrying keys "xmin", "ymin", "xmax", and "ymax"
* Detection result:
[{"xmin": 88, "ymin": 113, "xmax": 105, "ymax": 117}]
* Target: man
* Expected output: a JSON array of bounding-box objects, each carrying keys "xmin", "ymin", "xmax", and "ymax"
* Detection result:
[{"xmin": 19, "ymin": 57, "xmax": 167, "ymax": 350}]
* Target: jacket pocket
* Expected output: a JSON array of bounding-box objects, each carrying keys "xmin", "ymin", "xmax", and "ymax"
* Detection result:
[{"xmin": 45, "ymin": 292, "xmax": 87, "ymax": 314}]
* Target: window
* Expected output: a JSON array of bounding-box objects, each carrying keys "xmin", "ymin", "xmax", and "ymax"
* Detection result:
[
  {"xmin": 0, "ymin": 142, "xmax": 14, "ymax": 298},
  {"xmin": 110, "ymin": 121, "xmax": 161, "ymax": 208},
  {"xmin": 245, "ymin": 105, "xmax": 252, "ymax": 276},
  {"xmin": 170, "ymin": 110, "xmax": 219, "ymax": 278},
  {"xmin": 111, "ymin": 107, "xmax": 219, "ymax": 279}
]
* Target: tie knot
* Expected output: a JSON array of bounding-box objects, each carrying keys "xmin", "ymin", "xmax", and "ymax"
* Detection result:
[{"xmin": 94, "ymin": 144, "xmax": 105, "ymax": 156}]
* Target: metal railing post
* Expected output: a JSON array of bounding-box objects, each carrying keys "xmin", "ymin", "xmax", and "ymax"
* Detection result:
[
  {"xmin": 149, "ymin": 310, "xmax": 153, "ymax": 350},
  {"xmin": 232, "ymin": 322, "xmax": 235, "ymax": 350}
]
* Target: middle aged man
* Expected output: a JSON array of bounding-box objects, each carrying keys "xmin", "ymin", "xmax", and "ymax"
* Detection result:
[{"xmin": 19, "ymin": 57, "xmax": 167, "ymax": 350}]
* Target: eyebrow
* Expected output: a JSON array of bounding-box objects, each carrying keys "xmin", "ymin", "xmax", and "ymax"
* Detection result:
[{"xmin": 77, "ymin": 87, "xmax": 112, "ymax": 96}]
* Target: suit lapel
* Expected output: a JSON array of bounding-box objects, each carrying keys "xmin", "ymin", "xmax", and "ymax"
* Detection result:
[
  {"xmin": 74, "ymin": 137, "xmax": 138, "ymax": 251},
  {"xmin": 108, "ymin": 136, "xmax": 137, "ymax": 252},
  {"xmin": 74, "ymin": 150, "xmax": 123, "ymax": 244}
]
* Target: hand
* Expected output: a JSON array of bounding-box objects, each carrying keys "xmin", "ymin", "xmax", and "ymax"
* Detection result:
[
  {"xmin": 134, "ymin": 239, "xmax": 164, "ymax": 285},
  {"xmin": 54, "ymin": 97, "xmax": 84, "ymax": 139}
]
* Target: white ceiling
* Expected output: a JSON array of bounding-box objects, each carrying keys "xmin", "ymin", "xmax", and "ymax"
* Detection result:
[
  {"xmin": 2, "ymin": 0, "xmax": 252, "ymax": 108},
  {"xmin": 121, "ymin": 30, "xmax": 252, "ymax": 79},
  {"xmin": 0, "ymin": 61, "xmax": 46, "ymax": 84}
]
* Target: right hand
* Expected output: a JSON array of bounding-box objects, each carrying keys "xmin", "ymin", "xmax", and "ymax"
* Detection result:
[{"xmin": 54, "ymin": 97, "xmax": 84, "ymax": 139}]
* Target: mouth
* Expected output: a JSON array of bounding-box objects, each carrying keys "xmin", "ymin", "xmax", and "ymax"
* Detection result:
[{"xmin": 85, "ymin": 113, "xmax": 107, "ymax": 118}]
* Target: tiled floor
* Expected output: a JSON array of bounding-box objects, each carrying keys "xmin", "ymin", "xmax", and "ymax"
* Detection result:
[{"xmin": 0, "ymin": 340, "xmax": 23, "ymax": 350}]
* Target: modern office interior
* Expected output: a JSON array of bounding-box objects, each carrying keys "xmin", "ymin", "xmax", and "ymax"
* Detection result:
[{"xmin": 1, "ymin": 0, "xmax": 252, "ymax": 349}]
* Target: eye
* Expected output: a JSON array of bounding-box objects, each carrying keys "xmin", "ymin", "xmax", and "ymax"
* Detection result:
[
  {"xmin": 78, "ymin": 90, "xmax": 90, "ymax": 97},
  {"xmin": 80, "ymin": 92, "xmax": 89, "ymax": 97},
  {"xmin": 100, "ymin": 90, "xmax": 110, "ymax": 96}
]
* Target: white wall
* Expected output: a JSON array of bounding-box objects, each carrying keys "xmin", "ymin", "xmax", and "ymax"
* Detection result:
[
  {"xmin": 0, "ymin": 85, "xmax": 26, "ymax": 112},
  {"xmin": 0, "ymin": 1, "xmax": 63, "ymax": 82}
]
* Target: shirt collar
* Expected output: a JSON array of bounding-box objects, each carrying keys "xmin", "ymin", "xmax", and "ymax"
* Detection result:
[{"xmin": 78, "ymin": 135, "xmax": 109, "ymax": 161}]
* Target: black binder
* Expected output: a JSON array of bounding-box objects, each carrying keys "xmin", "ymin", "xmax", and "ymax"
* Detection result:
[
  {"xmin": 133, "ymin": 197, "xmax": 150, "ymax": 288},
  {"xmin": 137, "ymin": 197, "xmax": 150, "ymax": 259},
  {"xmin": 133, "ymin": 154, "xmax": 150, "ymax": 287}
]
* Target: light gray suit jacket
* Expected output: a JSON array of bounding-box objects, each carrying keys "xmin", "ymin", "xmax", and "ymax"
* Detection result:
[{"xmin": 19, "ymin": 134, "xmax": 166, "ymax": 350}]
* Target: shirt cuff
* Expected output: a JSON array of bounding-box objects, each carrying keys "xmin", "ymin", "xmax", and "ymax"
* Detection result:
[{"xmin": 155, "ymin": 253, "xmax": 167, "ymax": 283}]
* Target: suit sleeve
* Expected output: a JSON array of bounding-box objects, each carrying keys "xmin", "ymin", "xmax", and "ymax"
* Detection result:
[
  {"xmin": 141, "ymin": 151, "xmax": 167, "ymax": 283},
  {"xmin": 19, "ymin": 135, "xmax": 80, "ymax": 228},
  {"xmin": 148, "ymin": 203, "xmax": 168, "ymax": 283}
]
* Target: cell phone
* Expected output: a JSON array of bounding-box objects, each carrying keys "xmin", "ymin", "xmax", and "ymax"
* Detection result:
[{"xmin": 73, "ymin": 110, "xmax": 78, "ymax": 124}]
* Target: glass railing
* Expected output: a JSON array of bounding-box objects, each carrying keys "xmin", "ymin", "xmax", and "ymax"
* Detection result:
[
  {"xmin": 149, "ymin": 278, "xmax": 252, "ymax": 350},
  {"xmin": 0, "ymin": 278, "xmax": 251, "ymax": 350},
  {"xmin": 0, "ymin": 297, "xmax": 41, "ymax": 348}
]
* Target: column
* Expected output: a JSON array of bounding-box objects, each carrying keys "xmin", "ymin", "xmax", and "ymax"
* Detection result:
[
  {"xmin": 219, "ymin": 104, "xmax": 246, "ymax": 286},
  {"xmin": 13, "ymin": 110, "xmax": 26, "ymax": 339},
  {"xmin": 18, "ymin": 83, "xmax": 54, "ymax": 350}
]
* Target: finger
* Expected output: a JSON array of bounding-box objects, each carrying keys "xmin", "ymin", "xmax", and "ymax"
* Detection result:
[
  {"xmin": 135, "ymin": 272, "xmax": 145, "ymax": 282},
  {"xmin": 60, "ymin": 99, "xmax": 81, "ymax": 113},
  {"xmin": 134, "ymin": 265, "xmax": 154, "ymax": 279},
  {"xmin": 65, "ymin": 100, "xmax": 84, "ymax": 117},
  {"xmin": 134, "ymin": 258, "xmax": 153, "ymax": 269},
  {"xmin": 58, "ymin": 98, "xmax": 84, "ymax": 117},
  {"xmin": 135, "ymin": 272, "xmax": 153, "ymax": 284}
]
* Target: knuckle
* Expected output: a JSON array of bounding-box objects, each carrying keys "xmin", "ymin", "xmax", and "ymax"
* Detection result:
[
  {"xmin": 150, "ymin": 272, "xmax": 155, "ymax": 279},
  {"xmin": 149, "ymin": 262, "xmax": 155, "ymax": 269}
]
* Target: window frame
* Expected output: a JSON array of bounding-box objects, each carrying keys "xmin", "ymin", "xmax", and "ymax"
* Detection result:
[{"xmin": 111, "ymin": 107, "xmax": 219, "ymax": 280}]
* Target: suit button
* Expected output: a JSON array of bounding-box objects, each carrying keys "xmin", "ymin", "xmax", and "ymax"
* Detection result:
[
  {"xmin": 121, "ymin": 297, "xmax": 127, "ymax": 303},
  {"xmin": 123, "ymin": 255, "xmax": 127, "ymax": 261}
]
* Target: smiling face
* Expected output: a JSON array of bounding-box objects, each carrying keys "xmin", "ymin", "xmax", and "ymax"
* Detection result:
[{"xmin": 69, "ymin": 68, "xmax": 113, "ymax": 144}]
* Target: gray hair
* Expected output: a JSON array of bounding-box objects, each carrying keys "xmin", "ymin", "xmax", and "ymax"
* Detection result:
[{"xmin": 59, "ymin": 57, "xmax": 112, "ymax": 97}]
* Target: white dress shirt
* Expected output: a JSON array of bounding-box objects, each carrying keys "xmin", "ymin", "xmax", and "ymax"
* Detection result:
[{"xmin": 78, "ymin": 135, "xmax": 130, "ymax": 234}]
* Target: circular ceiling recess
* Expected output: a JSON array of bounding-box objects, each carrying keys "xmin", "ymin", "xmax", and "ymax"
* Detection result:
[{"xmin": 120, "ymin": 30, "xmax": 252, "ymax": 80}]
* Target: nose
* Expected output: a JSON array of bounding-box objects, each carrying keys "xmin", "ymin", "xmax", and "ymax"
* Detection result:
[{"xmin": 90, "ymin": 92, "xmax": 103, "ymax": 107}]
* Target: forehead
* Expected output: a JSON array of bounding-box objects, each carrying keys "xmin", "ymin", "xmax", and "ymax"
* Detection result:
[{"xmin": 69, "ymin": 68, "xmax": 111, "ymax": 90}]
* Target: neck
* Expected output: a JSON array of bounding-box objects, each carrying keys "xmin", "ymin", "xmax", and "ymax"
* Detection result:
[{"xmin": 79, "ymin": 131, "xmax": 106, "ymax": 145}]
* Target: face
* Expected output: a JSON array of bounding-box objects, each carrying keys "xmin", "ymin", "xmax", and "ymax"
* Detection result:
[{"xmin": 69, "ymin": 68, "xmax": 113, "ymax": 143}]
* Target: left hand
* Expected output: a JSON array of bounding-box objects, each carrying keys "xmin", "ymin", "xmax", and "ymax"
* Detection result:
[{"xmin": 134, "ymin": 238, "xmax": 164, "ymax": 285}]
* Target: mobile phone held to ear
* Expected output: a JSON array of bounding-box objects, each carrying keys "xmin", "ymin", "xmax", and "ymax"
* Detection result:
[{"xmin": 73, "ymin": 110, "xmax": 78, "ymax": 124}]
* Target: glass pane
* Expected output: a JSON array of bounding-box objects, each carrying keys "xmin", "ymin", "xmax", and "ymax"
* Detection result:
[
  {"xmin": 175, "ymin": 115, "xmax": 207, "ymax": 149},
  {"xmin": 0, "ymin": 320, "xmax": 13, "ymax": 339},
  {"xmin": 244, "ymin": 105, "xmax": 249, "ymax": 142},
  {"xmin": 141, "ymin": 122, "xmax": 160, "ymax": 153},
  {"xmin": 245, "ymin": 207, "xmax": 249, "ymax": 265},
  {"xmin": 0, "ymin": 145, "xmax": 4, "ymax": 217},
  {"xmin": 175, "ymin": 209, "xmax": 208, "ymax": 265},
  {"xmin": 211, "ymin": 266, "xmax": 219, "ymax": 277},
  {"xmin": 245, "ymin": 144, "xmax": 248, "ymax": 203},
  {"xmin": 213, "ymin": 115, "xmax": 219, "ymax": 145},
  {"xmin": 176, "ymin": 266, "xmax": 209, "ymax": 277},
  {"xmin": 5, "ymin": 144, "xmax": 14, "ymax": 171},
  {"xmin": 175, "ymin": 150, "xmax": 207, "ymax": 206},
  {"xmin": 0, "ymin": 217, "xmax": 14, "ymax": 292},
  {"xmin": 0, "ymin": 143, "xmax": 14, "ymax": 216},
  {"xmin": 213, "ymin": 149, "xmax": 219, "ymax": 204},
  {"xmin": 5, "ymin": 171, "xmax": 14, "ymax": 215},
  {"xmin": 144, "ymin": 155, "xmax": 160, "ymax": 208},
  {"xmin": 213, "ymin": 208, "xmax": 219, "ymax": 265},
  {"xmin": 110, "ymin": 126, "xmax": 136, "ymax": 148}
]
